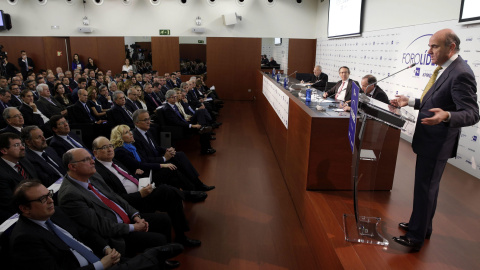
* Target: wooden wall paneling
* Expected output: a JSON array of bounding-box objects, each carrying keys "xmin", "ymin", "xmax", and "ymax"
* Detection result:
[
  {"xmin": 42, "ymin": 37, "xmax": 69, "ymax": 74},
  {"xmin": 97, "ymin": 37, "xmax": 126, "ymax": 75},
  {"xmin": 0, "ymin": 37, "xmax": 46, "ymax": 74},
  {"xmin": 288, "ymin": 39, "xmax": 316, "ymax": 74},
  {"xmin": 69, "ymin": 37, "xmax": 99, "ymax": 72},
  {"xmin": 151, "ymin": 37, "xmax": 180, "ymax": 75},
  {"xmin": 135, "ymin": 42, "xmax": 152, "ymax": 55},
  {"xmin": 207, "ymin": 37, "xmax": 261, "ymax": 101},
  {"xmin": 179, "ymin": 44, "xmax": 206, "ymax": 62}
]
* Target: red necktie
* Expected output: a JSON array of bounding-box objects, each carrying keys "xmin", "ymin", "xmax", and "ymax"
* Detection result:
[
  {"xmin": 335, "ymin": 82, "xmax": 345, "ymax": 99},
  {"xmin": 88, "ymin": 183, "xmax": 130, "ymax": 224},
  {"xmin": 15, "ymin": 163, "xmax": 28, "ymax": 179},
  {"xmin": 112, "ymin": 163, "xmax": 139, "ymax": 186}
]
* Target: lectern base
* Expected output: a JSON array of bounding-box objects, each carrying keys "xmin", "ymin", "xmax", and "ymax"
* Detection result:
[{"xmin": 343, "ymin": 214, "xmax": 389, "ymax": 246}]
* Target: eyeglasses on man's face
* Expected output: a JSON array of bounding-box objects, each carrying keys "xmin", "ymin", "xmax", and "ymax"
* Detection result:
[
  {"xmin": 70, "ymin": 156, "xmax": 94, "ymax": 164},
  {"xmin": 96, "ymin": 144, "xmax": 114, "ymax": 150},
  {"xmin": 28, "ymin": 190, "xmax": 54, "ymax": 204}
]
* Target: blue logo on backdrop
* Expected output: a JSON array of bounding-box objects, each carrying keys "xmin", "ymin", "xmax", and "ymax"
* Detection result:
[
  {"xmin": 415, "ymin": 67, "xmax": 421, "ymax": 76},
  {"xmin": 403, "ymin": 34, "xmax": 435, "ymax": 66},
  {"xmin": 472, "ymin": 135, "xmax": 477, "ymax": 142}
]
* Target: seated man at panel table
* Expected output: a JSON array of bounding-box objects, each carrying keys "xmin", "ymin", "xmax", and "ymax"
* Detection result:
[
  {"xmin": 323, "ymin": 66, "xmax": 361, "ymax": 103},
  {"xmin": 57, "ymin": 148, "xmax": 178, "ymax": 265},
  {"xmin": 10, "ymin": 180, "xmax": 183, "ymax": 270},
  {"xmin": 302, "ymin": 65, "xmax": 329, "ymax": 90},
  {"xmin": 341, "ymin": 74, "xmax": 390, "ymax": 112},
  {"xmin": 0, "ymin": 132, "xmax": 38, "ymax": 222},
  {"xmin": 92, "ymin": 136, "xmax": 201, "ymax": 247},
  {"xmin": 22, "ymin": 125, "xmax": 66, "ymax": 187}
]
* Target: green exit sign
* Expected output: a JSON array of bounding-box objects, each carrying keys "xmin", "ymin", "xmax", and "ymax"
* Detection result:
[
  {"xmin": 198, "ymin": 40, "xmax": 205, "ymax": 44},
  {"xmin": 159, "ymin": 29, "xmax": 171, "ymax": 36}
]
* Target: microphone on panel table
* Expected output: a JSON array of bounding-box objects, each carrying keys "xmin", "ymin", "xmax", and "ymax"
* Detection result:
[
  {"xmin": 367, "ymin": 63, "xmax": 417, "ymax": 88},
  {"xmin": 287, "ymin": 70, "xmax": 297, "ymax": 78}
]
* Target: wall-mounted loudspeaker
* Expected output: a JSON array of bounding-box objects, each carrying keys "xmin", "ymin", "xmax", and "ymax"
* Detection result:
[
  {"xmin": 37, "ymin": 0, "xmax": 48, "ymax": 5},
  {"xmin": 92, "ymin": 0, "xmax": 104, "ymax": 5},
  {"xmin": 7, "ymin": 0, "xmax": 18, "ymax": 5},
  {"xmin": 65, "ymin": 0, "xmax": 74, "ymax": 5},
  {"xmin": 150, "ymin": 0, "xmax": 160, "ymax": 5}
]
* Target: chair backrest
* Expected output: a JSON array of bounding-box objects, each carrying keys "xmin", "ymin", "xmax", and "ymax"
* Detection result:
[{"xmin": 154, "ymin": 106, "xmax": 168, "ymax": 126}]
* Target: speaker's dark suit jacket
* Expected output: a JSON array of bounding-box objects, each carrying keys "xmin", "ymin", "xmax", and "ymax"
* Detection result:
[
  {"xmin": 407, "ymin": 55, "xmax": 479, "ymax": 242},
  {"xmin": 325, "ymin": 79, "xmax": 361, "ymax": 102},
  {"xmin": 58, "ymin": 174, "xmax": 170, "ymax": 255},
  {"xmin": 36, "ymin": 96, "xmax": 66, "ymax": 119},
  {"xmin": 368, "ymin": 86, "xmax": 390, "ymax": 104},
  {"xmin": 25, "ymin": 147, "xmax": 66, "ymax": 186},
  {"xmin": 0, "ymin": 157, "xmax": 38, "ymax": 215},
  {"xmin": 19, "ymin": 103, "xmax": 45, "ymax": 126},
  {"xmin": 109, "ymin": 104, "xmax": 134, "ymax": 129},
  {"xmin": 308, "ymin": 72, "xmax": 329, "ymax": 90},
  {"xmin": 49, "ymin": 132, "xmax": 86, "ymax": 158}
]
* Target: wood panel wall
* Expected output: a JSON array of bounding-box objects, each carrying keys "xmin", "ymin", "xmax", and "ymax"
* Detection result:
[
  {"xmin": 151, "ymin": 37, "xmax": 180, "ymax": 75},
  {"xmin": 70, "ymin": 37, "xmax": 125, "ymax": 74},
  {"xmin": 207, "ymin": 37, "xmax": 261, "ymax": 100},
  {"xmin": 0, "ymin": 37, "xmax": 46, "ymax": 75},
  {"xmin": 288, "ymin": 39, "xmax": 316, "ymax": 74},
  {"xmin": 179, "ymin": 44, "xmax": 206, "ymax": 62}
]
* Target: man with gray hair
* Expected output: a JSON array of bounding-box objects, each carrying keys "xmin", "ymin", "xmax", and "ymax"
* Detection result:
[
  {"xmin": 108, "ymin": 91, "xmax": 135, "ymax": 128},
  {"xmin": 303, "ymin": 65, "xmax": 328, "ymax": 90},
  {"xmin": 35, "ymin": 83, "xmax": 67, "ymax": 118},
  {"xmin": 0, "ymin": 107, "xmax": 24, "ymax": 134}
]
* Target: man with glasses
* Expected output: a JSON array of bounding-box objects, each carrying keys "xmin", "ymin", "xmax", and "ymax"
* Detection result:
[
  {"xmin": 0, "ymin": 107, "xmax": 24, "ymax": 135},
  {"xmin": 7, "ymin": 84, "xmax": 22, "ymax": 107},
  {"xmin": 323, "ymin": 66, "xmax": 360, "ymax": 103},
  {"xmin": 58, "ymin": 148, "xmax": 181, "ymax": 268},
  {"xmin": 10, "ymin": 180, "xmax": 183, "ymax": 270},
  {"xmin": 22, "ymin": 126, "xmax": 66, "ymax": 186},
  {"xmin": 0, "ymin": 133, "xmax": 38, "ymax": 221},
  {"xmin": 49, "ymin": 115, "xmax": 89, "ymax": 158},
  {"xmin": 125, "ymin": 88, "xmax": 142, "ymax": 114},
  {"xmin": 108, "ymin": 91, "xmax": 135, "ymax": 129}
]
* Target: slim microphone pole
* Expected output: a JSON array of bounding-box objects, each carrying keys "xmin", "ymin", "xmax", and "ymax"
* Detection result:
[{"xmin": 367, "ymin": 63, "xmax": 417, "ymax": 88}]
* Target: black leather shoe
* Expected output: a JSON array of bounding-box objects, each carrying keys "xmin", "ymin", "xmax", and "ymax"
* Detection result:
[
  {"xmin": 199, "ymin": 126, "xmax": 212, "ymax": 134},
  {"xmin": 392, "ymin": 235, "xmax": 422, "ymax": 251},
  {"xmin": 164, "ymin": 260, "xmax": 181, "ymax": 269},
  {"xmin": 201, "ymin": 148, "xmax": 216, "ymax": 155},
  {"xmin": 184, "ymin": 191, "xmax": 208, "ymax": 202},
  {"xmin": 198, "ymin": 184, "xmax": 215, "ymax": 191},
  {"xmin": 398, "ymin": 223, "xmax": 431, "ymax": 239},
  {"xmin": 210, "ymin": 136, "xmax": 216, "ymax": 140},
  {"xmin": 176, "ymin": 237, "xmax": 202, "ymax": 247},
  {"xmin": 156, "ymin": 243, "xmax": 184, "ymax": 259}
]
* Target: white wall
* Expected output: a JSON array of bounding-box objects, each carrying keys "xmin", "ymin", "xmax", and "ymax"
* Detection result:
[
  {"xmin": 1, "ymin": 0, "xmax": 318, "ymax": 38},
  {"xmin": 261, "ymin": 38, "xmax": 289, "ymax": 72}
]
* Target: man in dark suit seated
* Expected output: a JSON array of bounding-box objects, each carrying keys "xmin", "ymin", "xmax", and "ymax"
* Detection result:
[
  {"xmin": 132, "ymin": 109, "xmax": 215, "ymax": 192},
  {"xmin": 0, "ymin": 107, "xmax": 24, "ymax": 135},
  {"xmin": 163, "ymin": 90, "xmax": 215, "ymax": 155},
  {"xmin": 93, "ymin": 136, "xmax": 201, "ymax": 247},
  {"xmin": 10, "ymin": 180, "xmax": 183, "ymax": 270},
  {"xmin": 269, "ymin": 57, "xmax": 278, "ymax": 67},
  {"xmin": 0, "ymin": 133, "xmax": 38, "ymax": 221},
  {"xmin": 361, "ymin": 75, "xmax": 389, "ymax": 104},
  {"xmin": 303, "ymin": 65, "xmax": 329, "ymax": 90},
  {"xmin": 108, "ymin": 91, "xmax": 135, "ymax": 129},
  {"xmin": 18, "ymin": 89, "xmax": 50, "ymax": 129},
  {"xmin": 391, "ymin": 29, "xmax": 480, "ymax": 251},
  {"xmin": 49, "ymin": 115, "xmax": 90, "ymax": 158},
  {"xmin": 125, "ymin": 88, "xmax": 142, "ymax": 114},
  {"xmin": 143, "ymin": 83, "xmax": 163, "ymax": 114},
  {"xmin": 71, "ymin": 89, "xmax": 105, "ymax": 124},
  {"xmin": 22, "ymin": 125, "xmax": 66, "ymax": 186},
  {"xmin": 35, "ymin": 83, "xmax": 67, "ymax": 118},
  {"xmin": 323, "ymin": 66, "xmax": 361, "ymax": 103},
  {"xmin": 0, "ymin": 89, "xmax": 12, "ymax": 129},
  {"xmin": 58, "ymin": 148, "xmax": 179, "ymax": 267},
  {"xmin": 97, "ymin": 85, "xmax": 113, "ymax": 110},
  {"xmin": 8, "ymin": 84, "xmax": 22, "ymax": 107}
]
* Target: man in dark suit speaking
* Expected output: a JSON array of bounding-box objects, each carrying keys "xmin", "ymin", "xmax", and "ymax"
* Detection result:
[{"xmin": 391, "ymin": 29, "xmax": 479, "ymax": 251}]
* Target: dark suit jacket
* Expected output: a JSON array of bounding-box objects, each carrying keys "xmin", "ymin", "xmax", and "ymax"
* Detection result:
[
  {"xmin": 10, "ymin": 208, "xmax": 107, "ymax": 270},
  {"xmin": 17, "ymin": 57, "xmax": 35, "ymax": 77},
  {"xmin": 0, "ymin": 103, "xmax": 9, "ymax": 129},
  {"xmin": 0, "ymin": 125, "xmax": 21, "ymax": 135},
  {"xmin": 144, "ymin": 93, "xmax": 161, "ymax": 113},
  {"xmin": 162, "ymin": 103, "xmax": 189, "ymax": 128},
  {"xmin": 36, "ymin": 96, "xmax": 66, "ymax": 118},
  {"xmin": 308, "ymin": 72, "xmax": 329, "ymax": 90},
  {"xmin": 114, "ymin": 146, "xmax": 160, "ymax": 176},
  {"xmin": 19, "ymin": 103, "xmax": 45, "ymax": 126},
  {"xmin": 8, "ymin": 95, "xmax": 22, "ymax": 107},
  {"xmin": 49, "ymin": 132, "xmax": 86, "ymax": 158},
  {"xmin": 109, "ymin": 104, "xmax": 134, "ymax": 128},
  {"xmin": 325, "ymin": 79, "xmax": 361, "ymax": 102},
  {"xmin": 368, "ymin": 86, "xmax": 390, "ymax": 104},
  {"xmin": 132, "ymin": 128, "xmax": 166, "ymax": 164},
  {"xmin": 0, "ymin": 157, "xmax": 38, "ymax": 215},
  {"xmin": 54, "ymin": 94, "xmax": 73, "ymax": 108},
  {"xmin": 125, "ymin": 99, "xmax": 141, "ymax": 114},
  {"xmin": 70, "ymin": 101, "xmax": 96, "ymax": 124},
  {"xmin": 97, "ymin": 94, "xmax": 112, "ymax": 110},
  {"xmin": 412, "ymin": 55, "xmax": 479, "ymax": 160},
  {"xmin": 25, "ymin": 147, "xmax": 66, "ymax": 186},
  {"xmin": 186, "ymin": 90, "xmax": 202, "ymax": 109},
  {"xmin": 58, "ymin": 174, "xmax": 139, "ymax": 254}
]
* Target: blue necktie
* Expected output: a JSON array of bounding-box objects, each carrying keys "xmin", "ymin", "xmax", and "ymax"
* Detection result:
[
  {"xmin": 84, "ymin": 104, "xmax": 96, "ymax": 122},
  {"xmin": 67, "ymin": 135, "xmax": 83, "ymax": 148},
  {"xmin": 173, "ymin": 105, "xmax": 188, "ymax": 123},
  {"xmin": 45, "ymin": 219, "xmax": 100, "ymax": 264}
]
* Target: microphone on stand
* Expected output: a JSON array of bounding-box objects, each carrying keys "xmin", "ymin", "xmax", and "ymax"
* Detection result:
[
  {"xmin": 367, "ymin": 63, "xmax": 417, "ymax": 88},
  {"xmin": 286, "ymin": 70, "xmax": 297, "ymax": 78}
]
